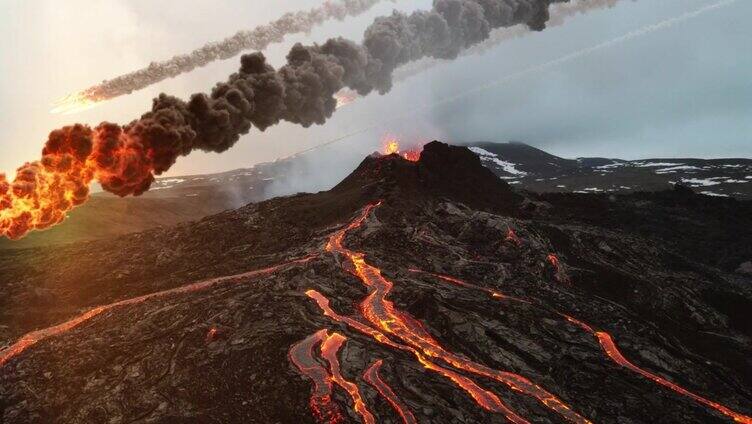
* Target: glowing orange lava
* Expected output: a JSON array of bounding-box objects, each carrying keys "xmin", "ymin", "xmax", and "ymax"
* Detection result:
[
  {"xmin": 320, "ymin": 332, "xmax": 376, "ymax": 424},
  {"xmin": 380, "ymin": 137, "xmax": 421, "ymax": 162},
  {"xmin": 289, "ymin": 329, "xmax": 345, "ymax": 423},
  {"xmin": 323, "ymin": 203, "xmax": 590, "ymax": 423},
  {"xmin": 305, "ymin": 289, "xmax": 528, "ymax": 422},
  {"xmin": 0, "ymin": 255, "xmax": 315, "ymax": 367},
  {"xmin": 563, "ymin": 316, "xmax": 752, "ymax": 424},
  {"xmin": 363, "ymin": 360, "xmax": 417, "ymax": 424}
]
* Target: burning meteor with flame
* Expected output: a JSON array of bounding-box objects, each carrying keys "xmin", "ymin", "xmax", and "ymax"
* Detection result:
[{"xmin": 3, "ymin": 0, "xmax": 574, "ymax": 241}]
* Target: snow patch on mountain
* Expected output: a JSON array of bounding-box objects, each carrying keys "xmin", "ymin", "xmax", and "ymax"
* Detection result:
[{"xmin": 468, "ymin": 147, "xmax": 528, "ymax": 177}]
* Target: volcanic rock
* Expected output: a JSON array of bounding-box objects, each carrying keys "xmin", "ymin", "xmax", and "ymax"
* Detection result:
[{"xmin": 0, "ymin": 141, "xmax": 751, "ymax": 423}]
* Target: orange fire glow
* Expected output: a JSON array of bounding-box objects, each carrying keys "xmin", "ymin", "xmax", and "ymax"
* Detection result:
[
  {"xmin": 1, "ymin": 124, "xmax": 161, "ymax": 240},
  {"xmin": 547, "ymin": 253, "xmax": 560, "ymax": 270},
  {"xmin": 381, "ymin": 137, "xmax": 421, "ymax": 162},
  {"xmin": 289, "ymin": 329, "xmax": 345, "ymax": 423}
]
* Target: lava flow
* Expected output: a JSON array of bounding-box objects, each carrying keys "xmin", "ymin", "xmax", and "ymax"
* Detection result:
[
  {"xmin": 305, "ymin": 288, "xmax": 527, "ymax": 422},
  {"xmin": 563, "ymin": 316, "xmax": 752, "ymax": 424},
  {"xmin": 289, "ymin": 329, "xmax": 345, "ymax": 423},
  {"xmin": 0, "ymin": 255, "xmax": 315, "ymax": 367},
  {"xmin": 322, "ymin": 202, "xmax": 590, "ymax": 423},
  {"xmin": 363, "ymin": 360, "xmax": 418, "ymax": 424},
  {"xmin": 413, "ymin": 267, "xmax": 752, "ymax": 423},
  {"xmin": 321, "ymin": 332, "xmax": 376, "ymax": 424}
]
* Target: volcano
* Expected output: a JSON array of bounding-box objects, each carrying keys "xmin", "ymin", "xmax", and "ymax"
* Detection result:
[{"xmin": 1, "ymin": 141, "xmax": 751, "ymax": 423}]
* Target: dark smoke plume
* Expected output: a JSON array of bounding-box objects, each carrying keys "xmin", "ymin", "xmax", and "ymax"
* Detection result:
[{"xmin": 2, "ymin": 0, "xmax": 568, "ymax": 239}]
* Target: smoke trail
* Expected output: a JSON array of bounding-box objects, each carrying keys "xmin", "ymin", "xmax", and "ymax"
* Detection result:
[
  {"xmin": 2, "ymin": 0, "xmax": 571, "ymax": 240},
  {"xmin": 394, "ymin": 0, "xmax": 625, "ymax": 82},
  {"xmin": 51, "ymin": 0, "xmax": 394, "ymax": 114},
  {"xmin": 301, "ymin": 0, "xmax": 737, "ymax": 158}
]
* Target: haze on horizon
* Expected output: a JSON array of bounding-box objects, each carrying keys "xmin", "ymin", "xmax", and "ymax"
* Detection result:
[{"xmin": 0, "ymin": 0, "xmax": 749, "ymax": 179}]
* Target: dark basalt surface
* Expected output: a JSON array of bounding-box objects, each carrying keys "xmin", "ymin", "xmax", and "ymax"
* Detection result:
[{"xmin": 1, "ymin": 141, "xmax": 750, "ymax": 423}]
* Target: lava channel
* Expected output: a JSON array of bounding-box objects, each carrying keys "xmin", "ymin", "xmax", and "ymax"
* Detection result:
[
  {"xmin": 363, "ymin": 360, "xmax": 418, "ymax": 424},
  {"xmin": 563, "ymin": 316, "xmax": 752, "ymax": 424},
  {"xmin": 413, "ymin": 268, "xmax": 752, "ymax": 423},
  {"xmin": 320, "ymin": 332, "xmax": 376, "ymax": 424},
  {"xmin": 289, "ymin": 329, "xmax": 345, "ymax": 424},
  {"xmin": 325, "ymin": 202, "xmax": 590, "ymax": 423},
  {"xmin": 0, "ymin": 255, "xmax": 315, "ymax": 367},
  {"xmin": 305, "ymin": 289, "xmax": 528, "ymax": 423}
]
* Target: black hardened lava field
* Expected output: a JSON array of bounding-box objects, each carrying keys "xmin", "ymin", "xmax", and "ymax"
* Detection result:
[{"xmin": 1, "ymin": 142, "xmax": 751, "ymax": 423}]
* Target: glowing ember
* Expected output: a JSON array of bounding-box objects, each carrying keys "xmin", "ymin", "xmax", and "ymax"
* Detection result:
[
  {"xmin": 205, "ymin": 327, "xmax": 221, "ymax": 343},
  {"xmin": 506, "ymin": 228, "xmax": 522, "ymax": 246},
  {"xmin": 50, "ymin": 91, "xmax": 103, "ymax": 115},
  {"xmin": 547, "ymin": 253, "xmax": 560, "ymax": 270},
  {"xmin": 363, "ymin": 360, "xmax": 418, "ymax": 424}
]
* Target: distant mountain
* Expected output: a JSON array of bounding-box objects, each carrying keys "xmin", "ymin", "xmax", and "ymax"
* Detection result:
[
  {"xmin": 467, "ymin": 141, "xmax": 752, "ymax": 199},
  {"xmin": 2, "ymin": 141, "xmax": 749, "ymax": 249}
]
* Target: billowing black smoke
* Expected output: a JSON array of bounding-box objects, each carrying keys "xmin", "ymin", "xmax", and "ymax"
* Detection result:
[{"xmin": 122, "ymin": 0, "xmax": 565, "ymax": 193}]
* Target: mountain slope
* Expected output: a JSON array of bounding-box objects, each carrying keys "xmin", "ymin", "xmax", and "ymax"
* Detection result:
[
  {"xmin": 1, "ymin": 142, "xmax": 751, "ymax": 423},
  {"xmin": 467, "ymin": 142, "xmax": 752, "ymax": 199}
]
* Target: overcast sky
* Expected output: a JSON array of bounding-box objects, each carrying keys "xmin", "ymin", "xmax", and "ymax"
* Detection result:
[{"xmin": 1, "ymin": 0, "xmax": 749, "ymax": 178}]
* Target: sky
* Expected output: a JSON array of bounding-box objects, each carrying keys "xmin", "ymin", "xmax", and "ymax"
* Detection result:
[{"xmin": 1, "ymin": 0, "xmax": 750, "ymax": 179}]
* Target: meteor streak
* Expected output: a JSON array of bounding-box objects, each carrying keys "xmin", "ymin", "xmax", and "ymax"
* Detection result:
[{"xmin": 51, "ymin": 0, "xmax": 394, "ymax": 114}]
